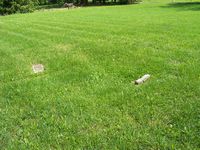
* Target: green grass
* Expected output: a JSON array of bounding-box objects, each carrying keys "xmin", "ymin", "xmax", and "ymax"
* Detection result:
[{"xmin": 0, "ymin": 1, "xmax": 200, "ymax": 149}]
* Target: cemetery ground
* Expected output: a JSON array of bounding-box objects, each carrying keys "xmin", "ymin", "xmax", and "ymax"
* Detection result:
[{"xmin": 0, "ymin": 1, "xmax": 200, "ymax": 149}]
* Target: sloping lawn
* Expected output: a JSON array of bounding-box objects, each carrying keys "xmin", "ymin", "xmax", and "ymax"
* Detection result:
[{"xmin": 0, "ymin": 2, "xmax": 200, "ymax": 149}]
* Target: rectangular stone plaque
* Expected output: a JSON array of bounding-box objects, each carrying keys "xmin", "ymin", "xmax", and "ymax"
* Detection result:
[{"xmin": 32, "ymin": 64, "xmax": 44, "ymax": 73}]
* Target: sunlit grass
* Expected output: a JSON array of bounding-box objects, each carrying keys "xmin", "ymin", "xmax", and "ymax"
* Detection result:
[{"xmin": 0, "ymin": 2, "xmax": 200, "ymax": 149}]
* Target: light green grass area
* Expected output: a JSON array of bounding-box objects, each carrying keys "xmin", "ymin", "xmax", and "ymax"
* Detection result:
[{"xmin": 0, "ymin": 1, "xmax": 200, "ymax": 149}]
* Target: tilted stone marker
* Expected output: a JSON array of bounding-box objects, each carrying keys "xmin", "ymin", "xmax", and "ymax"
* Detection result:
[
  {"xmin": 134, "ymin": 74, "xmax": 150, "ymax": 85},
  {"xmin": 32, "ymin": 64, "xmax": 44, "ymax": 73}
]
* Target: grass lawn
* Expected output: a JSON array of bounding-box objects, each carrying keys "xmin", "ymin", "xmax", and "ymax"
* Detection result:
[{"xmin": 0, "ymin": 1, "xmax": 200, "ymax": 149}]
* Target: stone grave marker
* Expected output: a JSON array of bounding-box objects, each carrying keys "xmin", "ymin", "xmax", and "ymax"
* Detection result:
[{"xmin": 32, "ymin": 64, "xmax": 44, "ymax": 73}]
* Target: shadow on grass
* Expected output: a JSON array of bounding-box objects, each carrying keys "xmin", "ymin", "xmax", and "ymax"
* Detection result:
[
  {"xmin": 37, "ymin": 2, "xmax": 139, "ymax": 10},
  {"xmin": 161, "ymin": 2, "xmax": 200, "ymax": 11},
  {"xmin": 37, "ymin": 4, "xmax": 63, "ymax": 10}
]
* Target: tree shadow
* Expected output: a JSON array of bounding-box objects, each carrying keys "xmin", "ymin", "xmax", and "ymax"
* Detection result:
[
  {"xmin": 161, "ymin": 2, "xmax": 200, "ymax": 11},
  {"xmin": 37, "ymin": 4, "xmax": 63, "ymax": 10},
  {"xmin": 36, "ymin": 2, "xmax": 140, "ymax": 11}
]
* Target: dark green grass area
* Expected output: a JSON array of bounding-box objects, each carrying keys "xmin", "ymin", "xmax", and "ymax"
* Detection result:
[
  {"xmin": 0, "ymin": 2, "xmax": 200, "ymax": 149},
  {"xmin": 162, "ymin": 2, "xmax": 200, "ymax": 11}
]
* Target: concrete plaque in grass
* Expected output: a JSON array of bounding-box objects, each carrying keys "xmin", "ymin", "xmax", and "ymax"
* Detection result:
[{"xmin": 32, "ymin": 64, "xmax": 44, "ymax": 73}]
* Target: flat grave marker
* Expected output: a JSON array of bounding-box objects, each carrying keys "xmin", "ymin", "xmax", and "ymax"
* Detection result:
[{"xmin": 32, "ymin": 64, "xmax": 44, "ymax": 73}]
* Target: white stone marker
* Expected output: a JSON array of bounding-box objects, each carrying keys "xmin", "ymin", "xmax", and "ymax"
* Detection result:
[
  {"xmin": 32, "ymin": 64, "xmax": 44, "ymax": 73},
  {"xmin": 135, "ymin": 74, "xmax": 150, "ymax": 85}
]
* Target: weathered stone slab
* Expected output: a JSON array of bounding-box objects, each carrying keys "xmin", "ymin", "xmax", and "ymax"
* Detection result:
[{"xmin": 32, "ymin": 64, "xmax": 44, "ymax": 73}]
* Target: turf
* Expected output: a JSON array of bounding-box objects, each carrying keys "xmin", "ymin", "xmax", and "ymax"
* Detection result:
[{"xmin": 0, "ymin": 1, "xmax": 200, "ymax": 149}]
